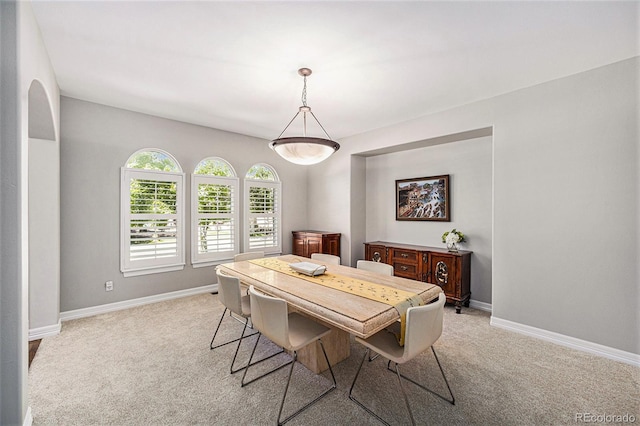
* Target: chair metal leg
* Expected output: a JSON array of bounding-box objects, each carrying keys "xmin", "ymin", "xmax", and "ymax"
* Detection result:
[
  {"xmin": 348, "ymin": 349, "xmax": 391, "ymax": 426},
  {"xmin": 350, "ymin": 354, "xmax": 414, "ymax": 425},
  {"xmin": 431, "ymin": 347, "xmax": 455, "ymax": 405},
  {"xmin": 393, "ymin": 363, "xmax": 416, "ymax": 425},
  {"xmin": 277, "ymin": 352, "xmax": 298, "ymax": 424},
  {"xmin": 350, "ymin": 346, "xmax": 455, "ymax": 425},
  {"xmin": 240, "ymin": 332, "xmax": 289, "ymax": 387},
  {"xmin": 229, "ymin": 310, "xmax": 254, "ymax": 328},
  {"xmin": 242, "ymin": 334, "xmax": 336, "ymax": 425},
  {"xmin": 348, "ymin": 348, "xmax": 368, "ymax": 397},
  {"xmin": 277, "ymin": 339, "xmax": 337, "ymax": 426},
  {"xmin": 229, "ymin": 320, "xmax": 250, "ymax": 374},
  {"xmin": 211, "ymin": 308, "xmax": 276, "ymax": 374},
  {"xmin": 210, "ymin": 307, "xmax": 229, "ymax": 349},
  {"xmin": 209, "ymin": 308, "xmax": 258, "ymax": 351},
  {"xmin": 319, "ymin": 339, "xmax": 337, "ymax": 390},
  {"xmin": 386, "ymin": 346, "xmax": 455, "ymax": 405},
  {"xmin": 228, "ymin": 331, "xmax": 285, "ymax": 377}
]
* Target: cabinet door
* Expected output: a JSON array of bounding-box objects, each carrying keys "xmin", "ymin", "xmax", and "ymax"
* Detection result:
[
  {"xmin": 292, "ymin": 234, "xmax": 306, "ymax": 257},
  {"xmin": 429, "ymin": 253, "xmax": 457, "ymax": 296},
  {"xmin": 366, "ymin": 244, "xmax": 387, "ymax": 263},
  {"xmin": 323, "ymin": 235, "xmax": 341, "ymax": 256},
  {"xmin": 306, "ymin": 236, "xmax": 322, "ymax": 257}
]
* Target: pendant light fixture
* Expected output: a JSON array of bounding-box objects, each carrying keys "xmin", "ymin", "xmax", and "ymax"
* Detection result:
[{"xmin": 269, "ymin": 68, "xmax": 340, "ymax": 165}]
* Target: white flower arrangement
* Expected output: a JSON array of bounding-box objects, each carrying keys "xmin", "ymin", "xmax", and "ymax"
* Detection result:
[
  {"xmin": 442, "ymin": 229, "xmax": 465, "ymax": 252},
  {"xmin": 442, "ymin": 229, "xmax": 465, "ymax": 245}
]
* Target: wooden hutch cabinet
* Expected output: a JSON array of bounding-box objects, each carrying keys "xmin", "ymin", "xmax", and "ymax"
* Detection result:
[
  {"xmin": 292, "ymin": 231, "xmax": 341, "ymax": 258},
  {"xmin": 364, "ymin": 241, "xmax": 472, "ymax": 313}
]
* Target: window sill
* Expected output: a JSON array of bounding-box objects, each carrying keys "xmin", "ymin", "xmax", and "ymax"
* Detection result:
[
  {"xmin": 192, "ymin": 259, "xmax": 233, "ymax": 269},
  {"xmin": 122, "ymin": 264, "xmax": 185, "ymax": 278}
]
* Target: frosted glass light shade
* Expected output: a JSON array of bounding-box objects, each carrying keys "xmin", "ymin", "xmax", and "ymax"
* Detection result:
[{"xmin": 269, "ymin": 137, "xmax": 340, "ymax": 165}]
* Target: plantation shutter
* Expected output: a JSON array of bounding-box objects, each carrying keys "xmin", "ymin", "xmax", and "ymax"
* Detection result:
[
  {"xmin": 191, "ymin": 175, "xmax": 239, "ymax": 264},
  {"xmin": 121, "ymin": 168, "xmax": 184, "ymax": 276},
  {"xmin": 244, "ymin": 179, "xmax": 281, "ymax": 254}
]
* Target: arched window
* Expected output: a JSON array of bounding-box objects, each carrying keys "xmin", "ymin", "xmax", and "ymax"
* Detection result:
[
  {"xmin": 120, "ymin": 149, "xmax": 185, "ymax": 276},
  {"xmin": 244, "ymin": 163, "xmax": 282, "ymax": 254},
  {"xmin": 246, "ymin": 163, "xmax": 278, "ymax": 180},
  {"xmin": 191, "ymin": 157, "xmax": 239, "ymax": 266}
]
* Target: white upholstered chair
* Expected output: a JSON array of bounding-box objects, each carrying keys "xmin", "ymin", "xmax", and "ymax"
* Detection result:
[
  {"xmin": 210, "ymin": 270, "xmax": 256, "ymax": 372},
  {"xmin": 356, "ymin": 259, "xmax": 394, "ymax": 276},
  {"xmin": 234, "ymin": 251, "xmax": 264, "ymax": 261},
  {"xmin": 348, "ymin": 292, "xmax": 454, "ymax": 425},
  {"xmin": 310, "ymin": 253, "xmax": 341, "ymax": 265},
  {"xmin": 210, "ymin": 270, "xmax": 281, "ymax": 373},
  {"xmin": 241, "ymin": 285, "xmax": 337, "ymax": 425}
]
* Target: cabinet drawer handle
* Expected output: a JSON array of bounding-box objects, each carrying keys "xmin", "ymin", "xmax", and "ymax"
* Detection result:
[
  {"xmin": 399, "ymin": 265, "xmax": 409, "ymax": 271},
  {"xmin": 400, "ymin": 253, "xmax": 409, "ymax": 258}
]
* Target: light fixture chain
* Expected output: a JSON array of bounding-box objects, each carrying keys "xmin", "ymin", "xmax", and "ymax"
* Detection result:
[{"xmin": 301, "ymin": 75, "xmax": 308, "ymax": 107}]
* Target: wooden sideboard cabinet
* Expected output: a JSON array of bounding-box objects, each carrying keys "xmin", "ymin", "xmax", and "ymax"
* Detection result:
[
  {"xmin": 364, "ymin": 241, "xmax": 472, "ymax": 313},
  {"xmin": 293, "ymin": 231, "xmax": 341, "ymax": 259}
]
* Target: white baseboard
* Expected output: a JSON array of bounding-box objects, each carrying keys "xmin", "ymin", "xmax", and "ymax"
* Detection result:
[
  {"xmin": 469, "ymin": 299, "xmax": 492, "ymax": 312},
  {"xmin": 29, "ymin": 320, "xmax": 62, "ymax": 341},
  {"xmin": 491, "ymin": 316, "xmax": 640, "ymax": 367},
  {"xmin": 24, "ymin": 406, "xmax": 33, "ymax": 426},
  {"xmin": 60, "ymin": 284, "xmax": 218, "ymax": 322}
]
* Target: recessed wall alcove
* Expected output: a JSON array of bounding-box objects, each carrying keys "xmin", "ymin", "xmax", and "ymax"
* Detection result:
[
  {"xmin": 28, "ymin": 80, "xmax": 56, "ymax": 141},
  {"xmin": 350, "ymin": 127, "xmax": 494, "ymax": 307}
]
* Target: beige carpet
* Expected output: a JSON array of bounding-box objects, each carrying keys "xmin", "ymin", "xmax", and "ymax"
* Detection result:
[{"xmin": 29, "ymin": 293, "xmax": 639, "ymax": 425}]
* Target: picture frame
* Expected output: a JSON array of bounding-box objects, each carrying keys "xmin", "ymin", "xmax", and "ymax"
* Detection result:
[{"xmin": 396, "ymin": 175, "xmax": 450, "ymax": 221}]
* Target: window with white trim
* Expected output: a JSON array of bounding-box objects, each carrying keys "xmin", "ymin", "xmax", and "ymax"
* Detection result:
[
  {"xmin": 244, "ymin": 164, "xmax": 281, "ymax": 254},
  {"xmin": 191, "ymin": 157, "xmax": 239, "ymax": 266},
  {"xmin": 121, "ymin": 149, "xmax": 185, "ymax": 277}
]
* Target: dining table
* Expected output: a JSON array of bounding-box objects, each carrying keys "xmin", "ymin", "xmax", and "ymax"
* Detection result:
[{"xmin": 217, "ymin": 254, "xmax": 442, "ymax": 373}]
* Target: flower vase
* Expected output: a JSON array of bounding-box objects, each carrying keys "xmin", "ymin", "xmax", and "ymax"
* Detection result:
[{"xmin": 447, "ymin": 242, "xmax": 458, "ymax": 253}]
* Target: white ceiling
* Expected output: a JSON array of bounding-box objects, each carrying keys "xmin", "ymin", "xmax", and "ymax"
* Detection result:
[{"xmin": 31, "ymin": 1, "xmax": 639, "ymax": 141}]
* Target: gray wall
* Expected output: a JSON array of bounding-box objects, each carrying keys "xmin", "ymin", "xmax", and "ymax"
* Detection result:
[
  {"xmin": 60, "ymin": 97, "xmax": 309, "ymax": 312},
  {"xmin": 491, "ymin": 58, "xmax": 637, "ymax": 352},
  {"xmin": 364, "ymin": 136, "xmax": 493, "ymax": 304},
  {"xmin": 308, "ymin": 57, "xmax": 639, "ymax": 355}
]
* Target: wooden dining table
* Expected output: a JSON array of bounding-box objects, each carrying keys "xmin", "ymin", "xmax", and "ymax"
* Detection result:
[{"xmin": 217, "ymin": 254, "xmax": 442, "ymax": 373}]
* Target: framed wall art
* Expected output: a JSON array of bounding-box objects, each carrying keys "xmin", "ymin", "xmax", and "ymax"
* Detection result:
[{"xmin": 396, "ymin": 175, "xmax": 450, "ymax": 221}]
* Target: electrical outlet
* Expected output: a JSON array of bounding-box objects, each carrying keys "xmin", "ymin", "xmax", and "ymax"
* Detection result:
[{"xmin": 105, "ymin": 280, "xmax": 113, "ymax": 291}]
